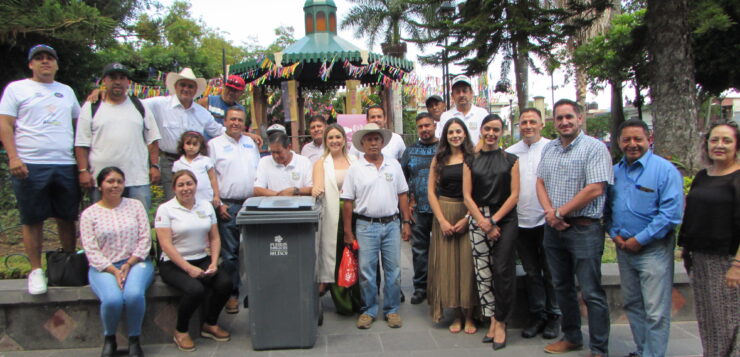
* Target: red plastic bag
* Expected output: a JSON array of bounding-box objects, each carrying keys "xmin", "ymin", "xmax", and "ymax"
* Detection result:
[{"xmin": 337, "ymin": 241, "xmax": 359, "ymax": 287}]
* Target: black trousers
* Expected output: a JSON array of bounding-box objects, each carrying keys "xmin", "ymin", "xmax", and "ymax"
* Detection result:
[
  {"xmin": 516, "ymin": 225, "xmax": 560, "ymax": 320},
  {"xmin": 159, "ymin": 257, "xmax": 232, "ymax": 333},
  {"xmin": 469, "ymin": 209, "xmax": 518, "ymax": 321}
]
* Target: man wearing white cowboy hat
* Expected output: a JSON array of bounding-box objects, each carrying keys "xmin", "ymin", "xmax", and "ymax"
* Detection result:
[
  {"xmin": 144, "ymin": 68, "xmax": 225, "ymax": 199},
  {"xmin": 436, "ymin": 75, "xmax": 489, "ymax": 144},
  {"xmin": 341, "ymin": 123, "xmax": 412, "ymax": 330}
]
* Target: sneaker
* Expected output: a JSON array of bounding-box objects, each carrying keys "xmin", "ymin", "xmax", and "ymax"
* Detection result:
[
  {"xmin": 356, "ymin": 314, "xmax": 374, "ymax": 329},
  {"xmin": 27, "ymin": 268, "xmax": 47, "ymax": 295},
  {"xmin": 173, "ymin": 331, "xmax": 196, "ymax": 352},
  {"xmin": 200, "ymin": 324, "xmax": 231, "ymax": 342},
  {"xmin": 544, "ymin": 339, "xmax": 583, "ymax": 354},
  {"xmin": 385, "ymin": 313, "xmax": 402, "ymax": 328},
  {"xmin": 225, "ymin": 296, "xmax": 239, "ymax": 314}
]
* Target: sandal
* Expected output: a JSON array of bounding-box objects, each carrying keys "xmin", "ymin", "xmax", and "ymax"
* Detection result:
[
  {"xmin": 448, "ymin": 318, "xmax": 462, "ymax": 334},
  {"xmin": 464, "ymin": 320, "xmax": 477, "ymax": 334}
]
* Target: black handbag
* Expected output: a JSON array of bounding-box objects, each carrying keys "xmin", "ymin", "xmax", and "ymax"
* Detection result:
[{"xmin": 45, "ymin": 249, "xmax": 89, "ymax": 286}]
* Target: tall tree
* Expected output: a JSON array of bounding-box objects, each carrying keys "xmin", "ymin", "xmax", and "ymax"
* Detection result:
[
  {"xmin": 0, "ymin": 0, "xmax": 144, "ymax": 96},
  {"xmin": 646, "ymin": 0, "xmax": 699, "ymax": 172},
  {"xmin": 408, "ymin": 0, "xmax": 609, "ymax": 113},
  {"xmin": 340, "ymin": 0, "xmax": 435, "ymax": 58}
]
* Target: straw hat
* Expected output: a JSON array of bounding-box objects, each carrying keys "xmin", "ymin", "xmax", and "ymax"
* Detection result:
[
  {"xmin": 165, "ymin": 68, "xmax": 207, "ymax": 98},
  {"xmin": 352, "ymin": 123, "xmax": 392, "ymax": 153}
]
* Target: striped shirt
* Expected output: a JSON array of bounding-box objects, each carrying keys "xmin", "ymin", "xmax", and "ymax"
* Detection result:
[{"xmin": 536, "ymin": 131, "xmax": 613, "ymax": 219}]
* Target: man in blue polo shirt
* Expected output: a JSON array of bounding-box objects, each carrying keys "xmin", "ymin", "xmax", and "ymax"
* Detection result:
[{"xmin": 606, "ymin": 119, "xmax": 683, "ymax": 357}]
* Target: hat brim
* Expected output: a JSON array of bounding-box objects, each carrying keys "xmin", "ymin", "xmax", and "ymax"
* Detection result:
[
  {"xmin": 166, "ymin": 73, "xmax": 207, "ymax": 98},
  {"xmin": 351, "ymin": 128, "xmax": 392, "ymax": 153}
]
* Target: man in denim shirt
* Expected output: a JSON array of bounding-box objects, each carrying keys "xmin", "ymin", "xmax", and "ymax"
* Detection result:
[
  {"xmin": 606, "ymin": 119, "xmax": 683, "ymax": 357},
  {"xmin": 400, "ymin": 113, "xmax": 438, "ymax": 304}
]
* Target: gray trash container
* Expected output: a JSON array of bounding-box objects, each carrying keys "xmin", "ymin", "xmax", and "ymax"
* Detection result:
[{"xmin": 236, "ymin": 196, "xmax": 321, "ymax": 350}]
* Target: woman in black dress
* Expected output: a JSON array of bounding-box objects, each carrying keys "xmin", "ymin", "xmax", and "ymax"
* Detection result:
[
  {"xmin": 463, "ymin": 114, "xmax": 520, "ymax": 350},
  {"xmin": 678, "ymin": 122, "xmax": 739, "ymax": 357}
]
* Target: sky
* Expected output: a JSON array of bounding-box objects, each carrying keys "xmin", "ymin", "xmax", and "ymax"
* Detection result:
[{"xmin": 165, "ymin": 0, "xmax": 613, "ymax": 112}]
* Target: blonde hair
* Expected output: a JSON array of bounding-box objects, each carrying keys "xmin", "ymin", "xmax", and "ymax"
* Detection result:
[{"xmin": 321, "ymin": 124, "xmax": 349, "ymax": 159}]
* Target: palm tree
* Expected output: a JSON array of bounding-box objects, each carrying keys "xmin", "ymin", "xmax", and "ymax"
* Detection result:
[
  {"xmin": 551, "ymin": 0, "xmax": 617, "ymax": 131},
  {"xmin": 339, "ymin": 0, "xmax": 434, "ymax": 58}
]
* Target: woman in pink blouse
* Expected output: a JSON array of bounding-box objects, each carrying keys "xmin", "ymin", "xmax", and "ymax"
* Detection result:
[{"xmin": 80, "ymin": 167, "xmax": 154, "ymax": 357}]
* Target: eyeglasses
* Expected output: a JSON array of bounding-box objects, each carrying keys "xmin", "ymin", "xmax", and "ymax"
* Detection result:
[{"xmin": 226, "ymin": 79, "xmax": 244, "ymax": 90}]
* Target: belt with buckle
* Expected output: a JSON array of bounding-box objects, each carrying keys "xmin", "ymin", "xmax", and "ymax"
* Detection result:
[
  {"xmin": 160, "ymin": 152, "xmax": 179, "ymax": 161},
  {"xmin": 356, "ymin": 214, "xmax": 398, "ymax": 224},
  {"xmin": 564, "ymin": 216, "xmax": 599, "ymax": 226}
]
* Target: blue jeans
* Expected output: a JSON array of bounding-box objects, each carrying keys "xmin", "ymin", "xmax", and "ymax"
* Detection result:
[
  {"xmin": 88, "ymin": 259, "xmax": 154, "ymax": 336},
  {"xmin": 544, "ymin": 222, "xmax": 610, "ymax": 355},
  {"xmin": 410, "ymin": 212, "xmax": 433, "ymax": 294},
  {"xmin": 356, "ymin": 218, "xmax": 401, "ymax": 318},
  {"xmin": 91, "ymin": 185, "xmax": 152, "ymax": 211},
  {"xmin": 218, "ymin": 199, "xmax": 244, "ymax": 296},
  {"xmin": 617, "ymin": 235, "xmax": 674, "ymax": 357}
]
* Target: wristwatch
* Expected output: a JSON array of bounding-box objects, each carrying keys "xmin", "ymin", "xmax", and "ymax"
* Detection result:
[
  {"xmin": 293, "ymin": 187, "xmax": 300, "ymax": 195},
  {"xmin": 555, "ymin": 209, "xmax": 563, "ymax": 220},
  {"xmin": 150, "ymin": 163, "xmax": 160, "ymax": 169},
  {"xmin": 78, "ymin": 168, "xmax": 88, "ymax": 173},
  {"xmin": 489, "ymin": 217, "xmax": 497, "ymax": 227},
  {"xmin": 402, "ymin": 220, "xmax": 413, "ymax": 225}
]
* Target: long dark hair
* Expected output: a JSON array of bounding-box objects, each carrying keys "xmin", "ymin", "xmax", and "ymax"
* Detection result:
[{"xmin": 434, "ymin": 118, "xmax": 474, "ymax": 187}]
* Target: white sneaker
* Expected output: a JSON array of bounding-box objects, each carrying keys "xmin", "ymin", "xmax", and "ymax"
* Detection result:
[{"xmin": 28, "ymin": 268, "xmax": 47, "ymax": 295}]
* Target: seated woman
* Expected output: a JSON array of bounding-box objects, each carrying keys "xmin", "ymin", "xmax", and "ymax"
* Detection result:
[
  {"xmin": 80, "ymin": 167, "xmax": 155, "ymax": 357},
  {"xmin": 155, "ymin": 170, "xmax": 232, "ymax": 352}
]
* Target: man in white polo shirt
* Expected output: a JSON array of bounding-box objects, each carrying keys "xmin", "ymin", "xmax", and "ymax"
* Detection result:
[
  {"xmin": 253, "ymin": 132, "xmax": 313, "ymax": 196},
  {"xmin": 435, "ymin": 75, "xmax": 489, "ymax": 144},
  {"xmin": 0, "ymin": 44, "xmax": 81, "ymax": 295},
  {"xmin": 341, "ymin": 123, "xmax": 412, "ymax": 330},
  {"xmin": 208, "ymin": 106, "xmax": 260, "ymax": 313},
  {"xmin": 349, "ymin": 105, "xmax": 406, "ymax": 160}
]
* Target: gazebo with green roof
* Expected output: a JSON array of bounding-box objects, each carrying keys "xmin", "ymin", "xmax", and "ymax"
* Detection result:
[{"xmin": 229, "ymin": 0, "xmax": 414, "ymax": 145}]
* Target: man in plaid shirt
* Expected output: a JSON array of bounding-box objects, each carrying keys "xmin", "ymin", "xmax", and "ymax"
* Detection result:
[{"xmin": 536, "ymin": 99, "xmax": 614, "ymax": 357}]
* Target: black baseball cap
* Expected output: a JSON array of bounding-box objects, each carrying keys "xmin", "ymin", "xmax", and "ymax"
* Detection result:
[
  {"xmin": 27, "ymin": 44, "xmax": 57, "ymax": 62},
  {"xmin": 425, "ymin": 95, "xmax": 443, "ymax": 107},
  {"xmin": 102, "ymin": 63, "xmax": 131, "ymax": 78}
]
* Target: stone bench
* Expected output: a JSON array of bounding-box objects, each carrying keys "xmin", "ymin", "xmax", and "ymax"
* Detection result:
[
  {"xmin": 0, "ymin": 263, "xmax": 694, "ymax": 352},
  {"xmin": 0, "ymin": 276, "xmax": 201, "ymax": 352}
]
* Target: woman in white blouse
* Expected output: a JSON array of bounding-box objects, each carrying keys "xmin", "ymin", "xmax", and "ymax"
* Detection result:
[
  {"xmin": 80, "ymin": 167, "xmax": 154, "ymax": 357},
  {"xmin": 312, "ymin": 124, "xmax": 361, "ymax": 314},
  {"xmin": 155, "ymin": 170, "xmax": 232, "ymax": 352}
]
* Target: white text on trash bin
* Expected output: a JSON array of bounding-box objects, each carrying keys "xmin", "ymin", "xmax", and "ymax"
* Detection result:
[{"xmin": 270, "ymin": 235, "xmax": 288, "ymax": 256}]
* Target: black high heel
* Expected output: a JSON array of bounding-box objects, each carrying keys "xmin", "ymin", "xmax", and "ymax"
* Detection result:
[{"xmin": 492, "ymin": 324, "xmax": 507, "ymax": 351}]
